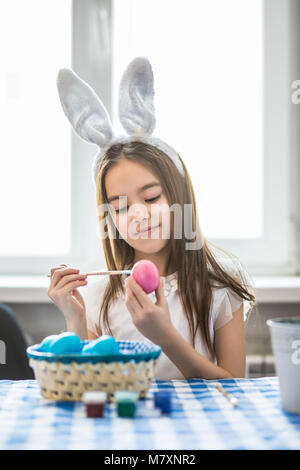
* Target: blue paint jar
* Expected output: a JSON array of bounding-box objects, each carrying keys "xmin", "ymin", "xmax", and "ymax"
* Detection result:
[{"xmin": 153, "ymin": 391, "xmax": 172, "ymax": 414}]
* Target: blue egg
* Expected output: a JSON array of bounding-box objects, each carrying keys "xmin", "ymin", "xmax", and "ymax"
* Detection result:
[
  {"xmin": 49, "ymin": 332, "xmax": 83, "ymax": 355},
  {"xmin": 82, "ymin": 335, "xmax": 119, "ymax": 355},
  {"xmin": 39, "ymin": 334, "xmax": 58, "ymax": 352}
]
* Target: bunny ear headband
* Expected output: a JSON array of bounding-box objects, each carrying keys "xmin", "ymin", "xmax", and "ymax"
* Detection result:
[{"xmin": 56, "ymin": 57, "xmax": 185, "ymax": 186}]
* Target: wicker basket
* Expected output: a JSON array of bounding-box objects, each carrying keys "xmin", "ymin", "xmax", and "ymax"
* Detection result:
[{"xmin": 27, "ymin": 340, "xmax": 161, "ymax": 402}]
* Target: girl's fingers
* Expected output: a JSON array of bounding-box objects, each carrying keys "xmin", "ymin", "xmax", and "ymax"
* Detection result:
[
  {"xmin": 58, "ymin": 278, "xmax": 88, "ymax": 295},
  {"xmin": 50, "ymin": 266, "xmax": 71, "ymax": 281},
  {"xmin": 50, "ymin": 267, "xmax": 81, "ymax": 287},
  {"xmin": 125, "ymin": 289, "xmax": 141, "ymax": 317},
  {"xmin": 155, "ymin": 278, "xmax": 165, "ymax": 304},
  {"xmin": 125, "ymin": 276, "xmax": 152, "ymax": 309},
  {"xmin": 50, "ymin": 264, "xmax": 68, "ymax": 276},
  {"xmin": 50, "ymin": 268, "xmax": 62, "ymax": 279},
  {"xmin": 56, "ymin": 273, "xmax": 87, "ymax": 289}
]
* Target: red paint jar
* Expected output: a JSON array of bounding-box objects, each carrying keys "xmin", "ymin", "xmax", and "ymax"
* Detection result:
[{"xmin": 82, "ymin": 391, "xmax": 107, "ymax": 418}]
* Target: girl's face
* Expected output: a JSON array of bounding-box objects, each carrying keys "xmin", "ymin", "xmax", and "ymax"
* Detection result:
[{"xmin": 105, "ymin": 158, "xmax": 171, "ymax": 254}]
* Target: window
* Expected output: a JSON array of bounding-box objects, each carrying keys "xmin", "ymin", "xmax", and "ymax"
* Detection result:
[
  {"xmin": 0, "ymin": 0, "xmax": 108, "ymax": 276},
  {"xmin": 1, "ymin": 0, "xmax": 298, "ymax": 277},
  {"xmin": 0, "ymin": 0, "xmax": 72, "ymax": 274},
  {"xmin": 112, "ymin": 0, "xmax": 299, "ymax": 275},
  {"xmin": 113, "ymin": 0, "xmax": 263, "ymax": 241}
]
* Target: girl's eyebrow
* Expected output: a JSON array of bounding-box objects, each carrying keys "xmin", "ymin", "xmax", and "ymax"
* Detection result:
[{"xmin": 107, "ymin": 182, "xmax": 161, "ymax": 203}]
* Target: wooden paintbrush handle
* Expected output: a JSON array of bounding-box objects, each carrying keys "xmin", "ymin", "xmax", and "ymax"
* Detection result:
[
  {"xmin": 216, "ymin": 384, "xmax": 238, "ymax": 407},
  {"xmin": 47, "ymin": 270, "xmax": 131, "ymax": 278},
  {"xmin": 86, "ymin": 270, "xmax": 132, "ymax": 276}
]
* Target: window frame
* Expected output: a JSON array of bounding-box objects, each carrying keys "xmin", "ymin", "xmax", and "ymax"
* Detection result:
[{"xmin": 1, "ymin": 0, "xmax": 299, "ymax": 277}]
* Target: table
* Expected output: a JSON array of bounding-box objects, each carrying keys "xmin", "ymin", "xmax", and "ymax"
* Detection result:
[{"xmin": 0, "ymin": 377, "xmax": 299, "ymax": 450}]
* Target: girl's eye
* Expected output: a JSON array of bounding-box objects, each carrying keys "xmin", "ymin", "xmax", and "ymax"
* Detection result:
[
  {"xmin": 115, "ymin": 194, "xmax": 160, "ymax": 214},
  {"xmin": 145, "ymin": 195, "xmax": 161, "ymax": 203}
]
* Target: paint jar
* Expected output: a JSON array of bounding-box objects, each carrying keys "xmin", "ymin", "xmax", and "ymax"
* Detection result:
[
  {"xmin": 82, "ymin": 391, "xmax": 107, "ymax": 418},
  {"xmin": 153, "ymin": 391, "xmax": 172, "ymax": 414},
  {"xmin": 114, "ymin": 391, "xmax": 138, "ymax": 418},
  {"xmin": 267, "ymin": 317, "xmax": 300, "ymax": 413}
]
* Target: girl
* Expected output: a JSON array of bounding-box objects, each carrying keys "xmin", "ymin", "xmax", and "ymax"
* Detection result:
[{"xmin": 48, "ymin": 57, "xmax": 257, "ymax": 380}]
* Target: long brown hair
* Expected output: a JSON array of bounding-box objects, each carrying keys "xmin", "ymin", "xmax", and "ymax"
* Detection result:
[{"xmin": 95, "ymin": 140, "xmax": 257, "ymax": 358}]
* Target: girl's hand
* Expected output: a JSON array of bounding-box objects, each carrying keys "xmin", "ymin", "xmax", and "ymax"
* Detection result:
[
  {"xmin": 125, "ymin": 275, "xmax": 175, "ymax": 346},
  {"xmin": 47, "ymin": 264, "xmax": 88, "ymax": 323}
]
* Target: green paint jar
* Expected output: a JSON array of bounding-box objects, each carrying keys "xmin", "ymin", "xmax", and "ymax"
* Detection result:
[
  {"xmin": 117, "ymin": 401, "xmax": 136, "ymax": 417},
  {"xmin": 114, "ymin": 391, "xmax": 138, "ymax": 418}
]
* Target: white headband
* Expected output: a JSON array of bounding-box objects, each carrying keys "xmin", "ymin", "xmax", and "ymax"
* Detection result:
[{"xmin": 56, "ymin": 57, "xmax": 185, "ymax": 186}]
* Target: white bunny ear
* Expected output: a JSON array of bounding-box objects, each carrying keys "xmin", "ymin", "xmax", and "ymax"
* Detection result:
[
  {"xmin": 57, "ymin": 68, "xmax": 113, "ymax": 148},
  {"xmin": 118, "ymin": 57, "xmax": 156, "ymax": 136}
]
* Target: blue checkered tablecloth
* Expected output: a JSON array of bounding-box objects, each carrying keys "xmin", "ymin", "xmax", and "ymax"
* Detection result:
[{"xmin": 0, "ymin": 377, "xmax": 299, "ymax": 450}]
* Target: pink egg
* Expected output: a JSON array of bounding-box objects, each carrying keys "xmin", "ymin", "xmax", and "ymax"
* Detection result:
[{"xmin": 131, "ymin": 260, "xmax": 160, "ymax": 294}]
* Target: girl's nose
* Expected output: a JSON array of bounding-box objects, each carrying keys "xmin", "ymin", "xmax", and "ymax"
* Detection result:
[
  {"xmin": 129, "ymin": 203, "xmax": 150, "ymax": 221},
  {"xmin": 134, "ymin": 214, "xmax": 150, "ymax": 233},
  {"xmin": 128, "ymin": 204, "xmax": 151, "ymax": 236}
]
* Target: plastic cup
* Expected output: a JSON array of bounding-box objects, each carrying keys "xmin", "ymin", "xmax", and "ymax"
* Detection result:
[
  {"xmin": 153, "ymin": 391, "xmax": 172, "ymax": 414},
  {"xmin": 116, "ymin": 401, "xmax": 136, "ymax": 418},
  {"xmin": 267, "ymin": 317, "xmax": 300, "ymax": 413},
  {"xmin": 82, "ymin": 391, "xmax": 107, "ymax": 418},
  {"xmin": 114, "ymin": 391, "xmax": 138, "ymax": 418}
]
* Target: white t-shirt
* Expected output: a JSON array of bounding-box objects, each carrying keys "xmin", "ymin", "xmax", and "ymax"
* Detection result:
[{"xmin": 80, "ymin": 259, "xmax": 254, "ymax": 380}]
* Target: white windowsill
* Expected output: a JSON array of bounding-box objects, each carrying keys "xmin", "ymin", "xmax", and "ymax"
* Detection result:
[{"xmin": 0, "ymin": 275, "xmax": 300, "ymax": 304}]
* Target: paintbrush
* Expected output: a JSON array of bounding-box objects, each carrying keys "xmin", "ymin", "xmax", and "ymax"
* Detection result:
[
  {"xmin": 47, "ymin": 270, "xmax": 132, "ymax": 278},
  {"xmin": 216, "ymin": 384, "xmax": 238, "ymax": 407}
]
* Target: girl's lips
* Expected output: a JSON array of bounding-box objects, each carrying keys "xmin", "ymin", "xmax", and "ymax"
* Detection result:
[{"xmin": 136, "ymin": 223, "xmax": 161, "ymax": 235}]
